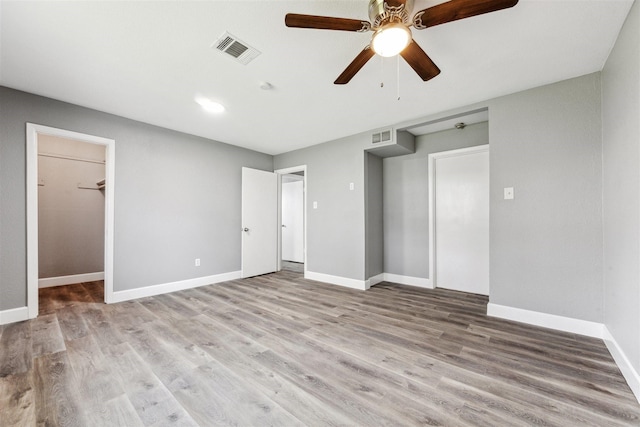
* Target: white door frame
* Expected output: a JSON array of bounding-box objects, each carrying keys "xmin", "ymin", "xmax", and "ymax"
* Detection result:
[
  {"xmin": 275, "ymin": 165, "xmax": 307, "ymax": 275},
  {"xmin": 26, "ymin": 123, "xmax": 116, "ymax": 317},
  {"xmin": 428, "ymin": 144, "xmax": 489, "ymax": 290}
]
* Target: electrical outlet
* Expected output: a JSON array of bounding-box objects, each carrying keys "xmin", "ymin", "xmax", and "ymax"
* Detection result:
[
  {"xmin": 349, "ymin": 182, "xmax": 354, "ymax": 191},
  {"xmin": 195, "ymin": 258, "xmax": 200, "ymax": 267}
]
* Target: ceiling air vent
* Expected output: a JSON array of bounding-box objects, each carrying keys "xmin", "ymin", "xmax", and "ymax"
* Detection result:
[{"xmin": 212, "ymin": 32, "xmax": 261, "ymax": 65}]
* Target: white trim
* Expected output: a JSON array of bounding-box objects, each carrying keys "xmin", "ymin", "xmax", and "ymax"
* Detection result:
[
  {"xmin": 428, "ymin": 144, "xmax": 489, "ymax": 291},
  {"xmin": 103, "ymin": 135, "xmax": 116, "ymax": 304},
  {"xmin": 26, "ymin": 125, "xmax": 39, "ymax": 318},
  {"xmin": 487, "ymin": 303, "xmax": 604, "ymax": 338},
  {"xmin": 38, "ymin": 272, "xmax": 104, "ymax": 289},
  {"xmin": 603, "ymin": 327, "xmax": 640, "ymax": 403},
  {"xmin": 305, "ymin": 271, "xmax": 367, "ymax": 290},
  {"xmin": 275, "ymin": 165, "xmax": 307, "ymax": 276},
  {"xmin": 27, "ymin": 123, "xmax": 116, "ymax": 316},
  {"xmin": 383, "ymin": 273, "xmax": 433, "ymax": 289},
  {"xmin": 27, "ymin": 123, "xmax": 115, "ymax": 319},
  {"xmin": 0, "ymin": 307, "xmax": 30, "ymax": 325},
  {"xmin": 366, "ymin": 273, "xmax": 385, "ymax": 289},
  {"xmin": 110, "ymin": 271, "xmax": 241, "ymax": 303},
  {"xmin": 274, "ymin": 165, "xmax": 308, "ymax": 175}
]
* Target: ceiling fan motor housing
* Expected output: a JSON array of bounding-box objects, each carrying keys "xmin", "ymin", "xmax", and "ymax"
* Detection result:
[{"xmin": 368, "ymin": 0, "xmax": 414, "ymax": 28}]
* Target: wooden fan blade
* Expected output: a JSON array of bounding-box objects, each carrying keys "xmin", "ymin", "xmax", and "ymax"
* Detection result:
[
  {"xmin": 413, "ymin": 0, "xmax": 518, "ymax": 29},
  {"xmin": 285, "ymin": 14, "xmax": 371, "ymax": 32},
  {"xmin": 334, "ymin": 46, "xmax": 376, "ymax": 85},
  {"xmin": 400, "ymin": 41, "xmax": 441, "ymax": 81}
]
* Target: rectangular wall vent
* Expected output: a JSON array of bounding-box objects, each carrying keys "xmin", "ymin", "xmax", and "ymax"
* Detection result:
[
  {"xmin": 212, "ymin": 32, "xmax": 261, "ymax": 65},
  {"xmin": 372, "ymin": 129, "xmax": 393, "ymax": 144}
]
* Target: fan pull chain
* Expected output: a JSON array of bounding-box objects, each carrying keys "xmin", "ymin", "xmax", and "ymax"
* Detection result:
[
  {"xmin": 397, "ymin": 54, "xmax": 400, "ymax": 100},
  {"xmin": 380, "ymin": 56, "xmax": 384, "ymax": 88}
]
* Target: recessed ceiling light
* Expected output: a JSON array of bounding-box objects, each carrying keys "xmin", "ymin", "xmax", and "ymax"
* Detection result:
[{"xmin": 195, "ymin": 96, "xmax": 225, "ymax": 114}]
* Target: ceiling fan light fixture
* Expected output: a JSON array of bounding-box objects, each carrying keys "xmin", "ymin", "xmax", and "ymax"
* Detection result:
[{"xmin": 371, "ymin": 23, "xmax": 411, "ymax": 57}]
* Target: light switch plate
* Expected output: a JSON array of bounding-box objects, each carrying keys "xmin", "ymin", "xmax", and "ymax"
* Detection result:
[
  {"xmin": 504, "ymin": 187, "xmax": 514, "ymax": 200},
  {"xmin": 313, "ymin": 201, "xmax": 318, "ymax": 209}
]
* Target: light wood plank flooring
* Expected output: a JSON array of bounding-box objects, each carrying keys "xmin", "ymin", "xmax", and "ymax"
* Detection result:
[
  {"xmin": 1, "ymin": 271, "xmax": 639, "ymax": 426},
  {"xmin": 282, "ymin": 261, "xmax": 304, "ymax": 273}
]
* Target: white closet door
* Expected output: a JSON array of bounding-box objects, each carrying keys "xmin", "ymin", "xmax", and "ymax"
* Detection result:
[{"xmin": 435, "ymin": 149, "xmax": 489, "ymax": 295}]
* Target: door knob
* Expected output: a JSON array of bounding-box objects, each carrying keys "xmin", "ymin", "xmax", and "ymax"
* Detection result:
[{"xmin": 243, "ymin": 227, "xmax": 249, "ymax": 232}]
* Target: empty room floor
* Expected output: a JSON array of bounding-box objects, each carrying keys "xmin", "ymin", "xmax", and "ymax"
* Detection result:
[{"xmin": 1, "ymin": 272, "xmax": 639, "ymax": 426}]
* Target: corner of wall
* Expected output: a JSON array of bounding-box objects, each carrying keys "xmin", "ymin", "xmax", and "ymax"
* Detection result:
[{"xmin": 604, "ymin": 326, "xmax": 640, "ymax": 403}]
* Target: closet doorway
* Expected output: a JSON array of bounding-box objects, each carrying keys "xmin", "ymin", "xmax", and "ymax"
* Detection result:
[
  {"xmin": 276, "ymin": 166, "xmax": 306, "ymax": 275},
  {"xmin": 26, "ymin": 124, "xmax": 116, "ymax": 318}
]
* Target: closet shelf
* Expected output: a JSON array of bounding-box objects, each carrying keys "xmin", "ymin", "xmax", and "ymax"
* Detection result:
[{"xmin": 77, "ymin": 179, "xmax": 105, "ymax": 190}]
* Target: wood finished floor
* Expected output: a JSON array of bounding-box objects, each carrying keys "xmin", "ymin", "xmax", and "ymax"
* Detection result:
[
  {"xmin": 282, "ymin": 261, "xmax": 304, "ymax": 274},
  {"xmin": 1, "ymin": 272, "xmax": 639, "ymax": 426}
]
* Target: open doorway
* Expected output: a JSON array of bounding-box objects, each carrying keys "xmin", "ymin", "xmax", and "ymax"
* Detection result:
[
  {"xmin": 275, "ymin": 166, "xmax": 306, "ymax": 275},
  {"xmin": 26, "ymin": 124, "xmax": 115, "ymax": 318},
  {"xmin": 38, "ymin": 135, "xmax": 106, "ymax": 312}
]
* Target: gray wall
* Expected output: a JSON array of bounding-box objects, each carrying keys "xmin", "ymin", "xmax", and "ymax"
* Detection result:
[
  {"xmin": 274, "ymin": 133, "xmax": 367, "ymax": 281},
  {"xmin": 275, "ymin": 72, "xmax": 605, "ymax": 326},
  {"xmin": 38, "ymin": 135, "xmax": 106, "ymax": 278},
  {"xmin": 488, "ymin": 73, "xmax": 604, "ymax": 322},
  {"xmin": 602, "ymin": 0, "xmax": 640, "ymax": 376},
  {"xmin": 365, "ymin": 152, "xmax": 384, "ymax": 279},
  {"xmin": 383, "ymin": 122, "xmax": 489, "ymax": 279},
  {"xmin": 0, "ymin": 68, "xmax": 614, "ymax": 334},
  {"xmin": 0, "ymin": 86, "xmax": 272, "ymax": 310}
]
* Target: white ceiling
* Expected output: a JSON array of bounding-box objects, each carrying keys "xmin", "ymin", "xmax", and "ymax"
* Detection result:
[{"xmin": 0, "ymin": 1, "xmax": 633, "ymax": 155}]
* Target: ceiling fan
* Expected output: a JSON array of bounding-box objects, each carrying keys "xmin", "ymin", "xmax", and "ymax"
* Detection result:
[{"xmin": 285, "ymin": 0, "xmax": 518, "ymax": 84}]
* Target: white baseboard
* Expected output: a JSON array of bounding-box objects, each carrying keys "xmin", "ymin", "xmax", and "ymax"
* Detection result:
[
  {"xmin": 304, "ymin": 271, "xmax": 433, "ymax": 291},
  {"xmin": 110, "ymin": 271, "xmax": 242, "ymax": 303},
  {"xmin": 485, "ymin": 303, "xmax": 640, "ymax": 404},
  {"xmin": 383, "ymin": 273, "xmax": 433, "ymax": 289},
  {"xmin": 0, "ymin": 306, "xmax": 30, "ymax": 325},
  {"xmin": 603, "ymin": 327, "xmax": 640, "ymax": 403},
  {"xmin": 366, "ymin": 273, "xmax": 385, "ymax": 289},
  {"xmin": 39, "ymin": 272, "xmax": 105, "ymax": 288},
  {"xmin": 487, "ymin": 303, "xmax": 604, "ymax": 338},
  {"xmin": 305, "ymin": 271, "xmax": 367, "ymax": 290}
]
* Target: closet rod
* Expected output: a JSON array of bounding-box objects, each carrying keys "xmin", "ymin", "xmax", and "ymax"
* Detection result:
[{"xmin": 38, "ymin": 152, "xmax": 105, "ymax": 165}]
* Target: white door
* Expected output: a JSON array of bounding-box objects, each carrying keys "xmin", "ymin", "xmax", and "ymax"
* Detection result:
[
  {"xmin": 282, "ymin": 178, "xmax": 304, "ymax": 263},
  {"xmin": 434, "ymin": 148, "xmax": 489, "ymax": 295},
  {"xmin": 241, "ymin": 167, "xmax": 278, "ymax": 278}
]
